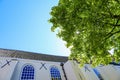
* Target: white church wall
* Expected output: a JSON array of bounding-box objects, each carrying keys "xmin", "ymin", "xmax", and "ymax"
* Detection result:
[
  {"xmin": 7, "ymin": 57, "xmax": 66, "ymax": 80},
  {"xmin": 64, "ymin": 61, "xmax": 100, "ymax": 80},
  {"xmin": 96, "ymin": 65, "xmax": 120, "ymax": 80},
  {"xmin": 64, "ymin": 60, "xmax": 85, "ymax": 80},
  {"xmin": 80, "ymin": 64, "xmax": 100, "ymax": 80},
  {"xmin": 64, "ymin": 60, "xmax": 78, "ymax": 80},
  {"xmin": 0, "ymin": 57, "xmax": 18, "ymax": 80},
  {"xmin": 114, "ymin": 65, "xmax": 120, "ymax": 74}
]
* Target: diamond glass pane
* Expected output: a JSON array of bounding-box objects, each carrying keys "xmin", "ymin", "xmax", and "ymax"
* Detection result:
[
  {"xmin": 50, "ymin": 67, "xmax": 62, "ymax": 80},
  {"xmin": 21, "ymin": 65, "xmax": 34, "ymax": 80}
]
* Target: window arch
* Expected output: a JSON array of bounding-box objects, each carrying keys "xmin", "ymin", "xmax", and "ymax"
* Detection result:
[
  {"xmin": 21, "ymin": 65, "xmax": 34, "ymax": 80},
  {"xmin": 50, "ymin": 66, "xmax": 62, "ymax": 80}
]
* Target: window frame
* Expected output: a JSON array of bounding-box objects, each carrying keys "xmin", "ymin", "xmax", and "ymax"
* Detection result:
[
  {"xmin": 20, "ymin": 64, "xmax": 35, "ymax": 80},
  {"xmin": 49, "ymin": 65, "xmax": 62, "ymax": 80}
]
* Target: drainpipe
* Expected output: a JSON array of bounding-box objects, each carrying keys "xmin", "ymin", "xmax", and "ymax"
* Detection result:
[{"xmin": 60, "ymin": 63, "xmax": 67, "ymax": 80}]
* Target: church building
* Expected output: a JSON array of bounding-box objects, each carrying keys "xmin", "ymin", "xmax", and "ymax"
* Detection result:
[{"xmin": 0, "ymin": 48, "xmax": 120, "ymax": 80}]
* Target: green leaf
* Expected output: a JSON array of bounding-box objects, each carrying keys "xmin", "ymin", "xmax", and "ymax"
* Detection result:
[{"xmin": 49, "ymin": 0, "xmax": 120, "ymax": 66}]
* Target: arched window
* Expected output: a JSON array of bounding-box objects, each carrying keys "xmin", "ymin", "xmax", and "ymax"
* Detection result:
[
  {"xmin": 21, "ymin": 65, "xmax": 34, "ymax": 80},
  {"xmin": 50, "ymin": 66, "xmax": 62, "ymax": 80}
]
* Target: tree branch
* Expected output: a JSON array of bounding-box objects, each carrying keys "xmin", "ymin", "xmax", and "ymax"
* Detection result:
[
  {"xmin": 102, "ymin": 19, "xmax": 120, "ymax": 45},
  {"xmin": 106, "ymin": 19, "xmax": 119, "ymax": 36},
  {"xmin": 105, "ymin": 30, "xmax": 120, "ymax": 40},
  {"xmin": 111, "ymin": 24, "xmax": 120, "ymax": 26},
  {"xmin": 105, "ymin": 23, "xmax": 120, "ymax": 26},
  {"xmin": 113, "ymin": 15, "xmax": 120, "ymax": 19}
]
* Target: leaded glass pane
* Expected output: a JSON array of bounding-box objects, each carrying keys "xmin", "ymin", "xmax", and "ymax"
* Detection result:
[
  {"xmin": 21, "ymin": 65, "xmax": 34, "ymax": 80},
  {"xmin": 50, "ymin": 67, "xmax": 62, "ymax": 80}
]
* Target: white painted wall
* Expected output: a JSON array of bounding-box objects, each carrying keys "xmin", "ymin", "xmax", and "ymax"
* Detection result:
[
  {"xmin": 0, "ymin": 57, "xmax": 66, "ymax": 80},
  {"xmin": 3, "ymin": 57, "xmax": 120, "ymax": 80},
  {"xmin": 64, "ymin": 60, "xmax": 86, "ymax": 80},
  {"xmin": 0, "ymin": 58, "xmax": 18, "ymax": 80},
  {"xmin": 80, "ymin": 64, "xmax": 100, "ymax": 80},
  {"xmin": 64, "ymin": 60, "xmax": 78, "ymax": 80},
  {"xmin": 64, "ymin": 61, "xmax": 100, "ymax": 80},
  {"xmin": 114, "ymin": 65, "xmax": 120, "ymax": 73},
  {"xmin": 97, "ymin": 65, "xmax": 120, "ymax": 80}
]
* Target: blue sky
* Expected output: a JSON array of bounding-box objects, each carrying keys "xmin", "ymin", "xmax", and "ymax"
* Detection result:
[{"xmin": 0, "ymin": 0, "xmax": 70, "ymax": 56}]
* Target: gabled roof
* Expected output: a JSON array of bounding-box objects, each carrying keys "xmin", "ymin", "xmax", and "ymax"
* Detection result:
[{"xmin": 0, "ymin": 48, "xmax": 68, "ymax": 62}]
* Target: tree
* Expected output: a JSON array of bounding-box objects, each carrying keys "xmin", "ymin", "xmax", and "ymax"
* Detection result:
[{"xmin": 49, "ymin": 0, "xmax": 120, "ymax": 66}]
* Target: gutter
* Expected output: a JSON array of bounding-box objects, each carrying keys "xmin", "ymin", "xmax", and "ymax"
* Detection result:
[{"xmin": 60, "ymin": 63, "xmax": 68, "ymax": 80}]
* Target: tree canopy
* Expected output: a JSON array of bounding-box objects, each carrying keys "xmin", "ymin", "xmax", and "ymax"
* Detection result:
[{"xmin": 49, "ymin": 0, "xmax": 120, "ymax": 66}]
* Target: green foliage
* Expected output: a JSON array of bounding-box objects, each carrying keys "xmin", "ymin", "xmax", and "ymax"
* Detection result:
[{"xmin": 49, "ymin": 0, "xmax": 120, "ymax": 66}]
